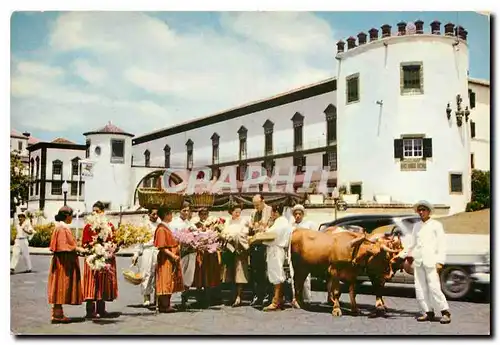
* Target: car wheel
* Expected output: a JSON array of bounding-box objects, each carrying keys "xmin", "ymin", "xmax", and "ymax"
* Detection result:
[{"xmin": 440, "ymin": 266, "xmax": 472, "ymax": 300}]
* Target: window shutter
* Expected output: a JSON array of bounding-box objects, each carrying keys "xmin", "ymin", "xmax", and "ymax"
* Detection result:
[
  {"xmin": 423, "ymin": 138, "xmax": 433, "ymax": 158},
  {"xmin": 469, "ymin": 90, "xmax": 476, "ymax": 109},
  {"xmin": 322, "ymin": 153, "xmax": 328, "ymax": 168},
  {"xmin": 393, "ymin": 139, "xmax": 403, "ymax": 159},
  {"xmin": 471, "ymin": 121, "xmax": 476, "ymax": 138}
]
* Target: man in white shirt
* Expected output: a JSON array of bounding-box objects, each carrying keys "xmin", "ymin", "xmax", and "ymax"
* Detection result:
[
  {"xmin": 259, "ymin": 204, "xmax": 293, "ymax": 311},
  {"xmin": 11, "ymin": 212, "xmax": 34, "ymax": 274},
  {"xmin": 131, "ymin": 209, "xmax": 159, "ymax": 306},
  {"xmin": 403, "ymin": 200, "xmax": 451, "ymax": 324},
  {"xmin": 289, "ymin": 204, "xmax": 317, "ymax": 306}
]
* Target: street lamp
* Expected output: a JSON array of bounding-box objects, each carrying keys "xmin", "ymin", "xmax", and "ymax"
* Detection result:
[
  {"xmin": 62, "ymin": 180, "xmax": 69, "ymax": 206},
  {"xmin": 332, "ymin": 186, "xmax": 340, "ymax": 220}
]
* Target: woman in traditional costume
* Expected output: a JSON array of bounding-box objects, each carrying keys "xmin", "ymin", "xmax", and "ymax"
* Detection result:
[
  {"xmin": 47, "ymin": 206, "xmax": 85, "ymax": 323},
  {"xmin": 193, "ymin": 208, "xmax": 222, "ymax": 307},
  {"xmin": 155, "ymin": 207, "xmax": 184, "ymax": 313},
  {"xmin": 81, "ymin": 201, "xmax": 118, "ymax": 319},
  {"xmin": 220, "ymin": 204, "xmax": 250, "ymax": 307}
]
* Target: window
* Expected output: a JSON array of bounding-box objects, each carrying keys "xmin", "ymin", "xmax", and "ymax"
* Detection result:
[
  {"xmin": 394, "ymin": 136, "xmax": 432, "ymax": 171},
  {"xmin": 346, "ymin": 73, "xmax": 359, "ymax": 104},
  {"xmin": 403, "ymin": 138, "xmax": 423, "ymax": 158},
  {"xmin": 52, "ymin": 160, "xmax": 63, "ymax": 177},
  {"xmin": 291, "ymin": 112, "xmax": 304, "ymax": 151},
  {"xmin": 400, "ymin": 62, "xmax": 424, "ymax": 95},
  {"xmin": 164, "ymin": 145, "xmax": 170, "ymax": 168},
  {"xmin": 35, "ymin": 157, "xmax": 40, "ymax": 195},
  {"xmin": 322, "ymin": 149, "xmax": 337, "ymax": 171},
  {"xmin": 239, "ymin": 138, "xmax": 247, "ymax": 160},
  {"xmin": 30, "ymin": 158, "xmax": 34, "ymax": 178},
  {"xmin": 211, "ymin": 133, "xmax": 220, "ymax": 165},
  {"xmin": 262, "ymin": 160, "xmax": 274, "ymax": 177},
  {"xmin": 450, "ymin": 173, "xmax": 463, "ymax": 194},
  {"xmin": 351, "ymin": 183, "xmax": 362, "ymax": 199},
  {"xmin": 294, "ymin": 156, "xmax": 306, "ymax": 173},
  {"xmin": 144, "ymin": 150, "xmax": 150, "ymax": 167},
  {"xmin": 186, "ymin": 139, "xmax": 194, "ymax": 170},
  {"xmin": 469, "ymin": 88, "xmax": 476, "ymax": 109},
  {"xmin": 324, "ymin": 104, "xmax": 337, "ymax": 145},
  {"xmin": 70, "ymin": 182, "xmax": 78, "ymax": 196},
  {"xmin": 85, "ymin": 139, "xmax": 90, "ymax": 158},
  {"xmin": 471, "ymin": 121, "xmax": 476, "ymax": 138},
  {"xmin": 263, "ymin": 120, "xmax": 274, "ymax": 156},
  {"xmin": 471, "ymin": 153, "xmax": 475, "ymax": 170},
  {"xmin": 18, "ymin": 141, "xmax": 22, "ymax": 152},
  {"xmin": 111, "ymin": 139, "xmax": 125, "ymax": 163},
  {"xmin": 71, "ymin": 158, "xmax": 80, "ymax": 177},
  {"xmin": 51, "ymin": 181, "xmax": 62, "ymax": 195}
]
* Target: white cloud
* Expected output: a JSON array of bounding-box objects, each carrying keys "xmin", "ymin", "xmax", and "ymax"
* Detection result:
[
  {"xmin": 12, "ymin": 12, "xmax": 338, "ymax": 140},
  {"xmin": 72, "ymin": 59, "xmax": 107, "ymax": 84}
]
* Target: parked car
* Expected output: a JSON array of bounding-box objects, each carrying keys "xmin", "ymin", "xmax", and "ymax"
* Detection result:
[{"xmin": 315, "ymin": 213, "xmax": 490, "ymax": 300}]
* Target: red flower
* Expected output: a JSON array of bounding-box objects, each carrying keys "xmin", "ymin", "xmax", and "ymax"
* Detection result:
[{"xmin": 220, "ymin": 218, "xmax": 225, "ymax": 224}]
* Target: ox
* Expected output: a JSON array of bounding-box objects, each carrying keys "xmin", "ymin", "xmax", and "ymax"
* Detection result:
[{"xmin": 290, "ymin": 227, "xmax": 403, "ymax": 316}]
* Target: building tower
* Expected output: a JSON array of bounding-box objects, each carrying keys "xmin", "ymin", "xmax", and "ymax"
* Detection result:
[{"xmin": 83, "ymin": 122, "xmax": 134, "ymax": 213}]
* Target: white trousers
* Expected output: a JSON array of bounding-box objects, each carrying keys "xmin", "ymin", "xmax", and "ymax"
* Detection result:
[
  {"xmin": 266, "ymin": 246, "xmax": 286, "ymax": 285},
  {"xmin": 414, "ymin": 264, "xmax": 449, "ymax": 313},
  {"xmin": 11, "ymin": 239, "xmax": 32, "ymax": 271},
  {"xmin": 139, "ymin": 246, "xmax": 158, "ymax": 296},
  {"xmin": 181, "ymin": 252, "xmax": 197, "ymax": 287}
]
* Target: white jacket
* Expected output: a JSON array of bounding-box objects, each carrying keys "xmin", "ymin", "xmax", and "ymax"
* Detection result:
[{"xmin": 406, "ymin": 218, "xmax": 447, "ymax": 267}]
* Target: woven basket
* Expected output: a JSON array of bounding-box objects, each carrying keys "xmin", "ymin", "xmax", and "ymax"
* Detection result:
[
  {"xmin": 189, "ymin": 193, "xmax": 215, "ymax": 208},
  {"xmin": 123, "ymin": 266, "xmax": 143, "ymax": 285},
  {"xmin": 137, "ymin": 188, "xmax": 185, "ymax": 210}
]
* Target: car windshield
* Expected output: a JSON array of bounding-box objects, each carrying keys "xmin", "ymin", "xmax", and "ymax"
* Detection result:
[{"xmin": 394, "ymin": 217, "xmax": 420, "ymax": 236}]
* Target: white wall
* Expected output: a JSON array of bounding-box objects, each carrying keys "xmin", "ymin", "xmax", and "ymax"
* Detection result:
[
  {"xmin": 337, "ymin": 34, "xmax": 471, "ymax": 214},
  {"xmin": 84, "ymin": 133, "xmax": 133, "ymax": 212},
  {"xmin": 132, "ymin": 90, "xmax": 336, "ymax": 169},
  {"xmin": 10, "ymin": 136, "xmax": 29, "ymax": 157},
  {"xmin": 469, "ymin": 82, "xmax": 490, "ymax": 172}
]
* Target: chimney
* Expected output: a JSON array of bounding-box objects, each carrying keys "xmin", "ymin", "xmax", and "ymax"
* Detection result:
[
  {"xmin": 397, "ymin": 21, "xmax": 407, "ymax": 35},
  {"xmin": 381, "ymin": 24, "xmax": 392, "ymax": 38},
  {"xmin": 336, "ymin": 40, "xmax": 345, "ymax": 54},
  {"xmin": 346, "ymin": 36, "xmax": 356, "ymax": 50},
  {"xmin": 414, "ymin": 20, "xmax": 424, "ymax": 34},
  {"xmin": 444, "ymin": 23, "xmax": 455, "ymax": 36},
  {"xmin": 455, "ymin": 26, "xmax": 467, "ymax": 41},
  {"xmin": 368, "ymin": 28, "xmax": 379, "ymax": 41},
  {"xmin": 357, "ymin": 32, "xmax": 367, "ymax": 45},
  {"xmin": 22, "ymin": 132, "xmax": 30, "ymax": 137},
  {"xmin": 430, "ymin": 20, "xmax": 441, "ymax": 34}
]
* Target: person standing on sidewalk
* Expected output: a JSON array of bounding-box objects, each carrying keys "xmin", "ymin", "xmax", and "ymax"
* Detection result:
[
  {"xmin": 131, "ymin": 208, "xmax": 160, "ymax": 307},
  {"xmin": 47, "ymin": 206, "xmax": 86, "ymax": 323},
  {"xmin": 403, "ymin": 200, "xmax": 451, "ymax": 324},
  {"xmin": 11, "ymin": 212, "xmax": 34, "ymax": 274}
]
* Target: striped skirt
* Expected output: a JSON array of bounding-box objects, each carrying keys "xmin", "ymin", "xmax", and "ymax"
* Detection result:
[
  {"xmin": 82, "ymin": 257, "xmax": 118, "ymax": 301},
  {"xmin": 47, "ymin": 252, "xmax": 83, "ymax": 305}
]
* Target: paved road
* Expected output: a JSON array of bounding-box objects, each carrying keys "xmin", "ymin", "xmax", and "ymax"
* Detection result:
[{"xmin": 11, "ymin": 256, "xmax": 490, "ymax": 335}]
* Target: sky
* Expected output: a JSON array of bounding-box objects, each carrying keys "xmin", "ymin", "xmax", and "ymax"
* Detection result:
[{"xmin": 10, "ymin": 11, "xmax": 490, "ymax": 144}]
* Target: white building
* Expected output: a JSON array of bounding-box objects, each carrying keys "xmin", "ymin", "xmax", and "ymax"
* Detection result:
[
  {"xmin": 10, "ymin": 129, "xmax": 39, "ymax": 166},
  {"xmin": 468, "ymin": 78, "xmax": 490, "ymax": 172},
  {"xmin": 23, "ymin": 20, "xmax": 490, "ymax": 216}
]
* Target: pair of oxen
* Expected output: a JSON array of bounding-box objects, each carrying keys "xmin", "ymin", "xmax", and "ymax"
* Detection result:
[{"xmin": 290, "ymin": 226, "xmax": 406, "ymax": 317}]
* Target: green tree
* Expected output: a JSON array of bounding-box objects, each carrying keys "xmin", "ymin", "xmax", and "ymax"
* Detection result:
[
  {"xmin": 466, "ymin": 169, "xmax": 490, "ymax": 212},
  {"xmin": 10, "ymin": 153, "xmax": 31, "ymax": 216}
]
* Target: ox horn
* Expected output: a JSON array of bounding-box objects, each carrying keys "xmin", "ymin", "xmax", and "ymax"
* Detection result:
[{"xmin": 380, "ymin": 243, "xmax": 401, "ymax": 253}]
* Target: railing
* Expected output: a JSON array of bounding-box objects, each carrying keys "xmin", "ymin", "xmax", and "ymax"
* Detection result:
[{"xmin": 217, "ymin": 137, "xmax": 330, "ymax": 163}]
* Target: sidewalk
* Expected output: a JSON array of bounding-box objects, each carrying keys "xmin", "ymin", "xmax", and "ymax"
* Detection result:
[{"xmin": 9, "ymin": 246, "xmax": 136, "ymax": 257}]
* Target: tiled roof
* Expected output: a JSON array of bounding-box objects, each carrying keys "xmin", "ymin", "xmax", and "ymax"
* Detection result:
[
  {"xmin": 10, "ymin": 129, "xmax": 26, "ymax": 139},
  {"xmin": 51, "ymin": 137, "xmax": 75, "ymax": 144},
  {"xmin": 83, "ymin": 121, "xmax": 134, "ymax": 137}
]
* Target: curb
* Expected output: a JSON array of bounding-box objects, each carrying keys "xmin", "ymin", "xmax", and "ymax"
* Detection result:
[{"xmin": 10, "ymin": 248, "xmax": 135, "ymax": 257}]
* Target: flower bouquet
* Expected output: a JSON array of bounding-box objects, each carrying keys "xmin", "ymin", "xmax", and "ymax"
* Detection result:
[
  {"xmin": 196, "ymin": 229, "xmax": 222, "ymax": 254},
  {"xmin": 173, "ymin": 227, "xmax": 199, "ymax": 258},
  {"xmin": 115, "ymin": 222, "xmax": 153, "ymax": 248},
  {"xmin": 84, "ymin": 213, "xmax": 116, "ymax": 272},
  {"xmin": 202, "ymin": 216, "xmax": 226, "ymax": 233}
]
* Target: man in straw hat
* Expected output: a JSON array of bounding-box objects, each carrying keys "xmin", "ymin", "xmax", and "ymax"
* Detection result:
[
  {"xmin": 288, "ymin": 204, "xmax": 316, "ymax": 307},
  {"xmin": 11, "ymin": 211, "xmax": 34, "ymax": 274},
  {"xmin": 401, "ymin": 200, "xmax": 451, "ymax": 324}
]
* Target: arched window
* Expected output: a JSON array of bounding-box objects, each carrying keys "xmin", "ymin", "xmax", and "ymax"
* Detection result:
[{"xmin": 144, "ymin": 150, "xmax": 150, "ymax": 167}]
